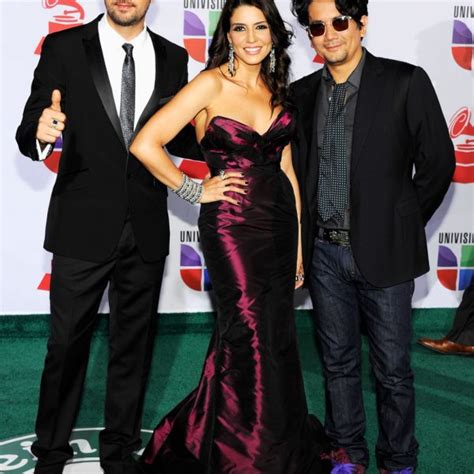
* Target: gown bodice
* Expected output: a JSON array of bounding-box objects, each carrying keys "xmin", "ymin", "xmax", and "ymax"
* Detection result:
[{"xmin": 199, "ymin": 108, "xmax": 295, "ymax": 175}]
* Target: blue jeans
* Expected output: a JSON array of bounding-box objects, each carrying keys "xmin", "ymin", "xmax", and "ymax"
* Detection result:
[{"xmin": 308, "ymin": 238, "xmax": 419, "ymax": 470}]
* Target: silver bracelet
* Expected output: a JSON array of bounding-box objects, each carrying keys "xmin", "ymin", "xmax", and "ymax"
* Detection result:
[{"xmin": 174, "ymin": 174, "xmax": 203, "ymax": 205}]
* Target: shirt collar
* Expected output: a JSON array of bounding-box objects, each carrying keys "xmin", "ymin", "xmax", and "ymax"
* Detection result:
[
  {"xmin": 322, "ymin": 48, "xmax": 366, "ymax": 89},
  {"xmin": 99, "ymin": 14, "xmax": 148, "ymax": 50}
]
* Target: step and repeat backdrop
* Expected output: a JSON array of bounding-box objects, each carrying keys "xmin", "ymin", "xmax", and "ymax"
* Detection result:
[{"xmin": 0, "ymin": 0, "xmax": 472, "ymax": 314}]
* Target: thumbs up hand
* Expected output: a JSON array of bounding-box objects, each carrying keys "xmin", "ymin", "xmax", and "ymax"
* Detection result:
[
  {"xmin": 36, "ymin": 89, "xmax": 67, "ymax": 145},
  {"xmin": 50, "ymin": 89, "xmax": 62, "ymax": 112}
]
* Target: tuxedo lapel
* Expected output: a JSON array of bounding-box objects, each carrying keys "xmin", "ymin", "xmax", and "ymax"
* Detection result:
[
  {"xmin": 82, "ymin": 17, "xmax": 127, "ymax": 150},
  {"xmin": 351, "ymin": 52, "xmax": 385, "ymax": 175},
  {"xmin": 134, "ymin": 31, "xmax": 167, "ymax": 135}
]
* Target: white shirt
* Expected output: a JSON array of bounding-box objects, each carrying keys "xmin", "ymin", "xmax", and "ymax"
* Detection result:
[{"xmin": 37, "ymin": 14, "xmax": 156, "ymax": 160}]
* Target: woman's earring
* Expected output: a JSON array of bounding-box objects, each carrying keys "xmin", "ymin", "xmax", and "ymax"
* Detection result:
[
  {"xmin": 269, "ymin": 46, "xmax": 276, "ymax": 74},
  {"xmin": 228, "ymin": 43, "xmax": 235, "ymax": 76}
]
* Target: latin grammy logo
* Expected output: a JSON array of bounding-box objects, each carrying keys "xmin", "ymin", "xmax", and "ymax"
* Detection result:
[
  {"xmin": 449, "ymin": 106, "xmax": 474, "ymax": 184},
  {"xmin": 450, "ymin": 107, "xmax": 474, "ymax": 139},
  {"xmin": 35, "ymin": 0, "xmax": 85, "ymax": 55},
  {"xmin": 42, "ymin": 0, "xmax": 84, "ymax": 23}
]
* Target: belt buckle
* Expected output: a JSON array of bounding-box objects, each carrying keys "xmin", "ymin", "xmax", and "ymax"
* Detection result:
[{"xmin": 329, "ymin": 230, "xmax": 349, "ymax": 246}]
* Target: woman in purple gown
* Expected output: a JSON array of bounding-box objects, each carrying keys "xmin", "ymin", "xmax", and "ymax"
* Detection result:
[{"xmin": 130, "ymin": 1, "xmax": 329, "ymax": 472}]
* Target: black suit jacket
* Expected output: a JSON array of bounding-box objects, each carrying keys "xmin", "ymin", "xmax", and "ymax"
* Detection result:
[
  {"xmin": 291, "ymin": 51, "xmax": 455, "ymax": 287},
  {"xmin": 16, "ymin": 15, "xmax": 199, "ymax": 263}
]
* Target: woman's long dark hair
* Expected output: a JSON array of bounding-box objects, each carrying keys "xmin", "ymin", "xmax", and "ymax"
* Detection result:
[{"xmin": 206, "ymin": 0, "xmax": 293, "ymax": 108}]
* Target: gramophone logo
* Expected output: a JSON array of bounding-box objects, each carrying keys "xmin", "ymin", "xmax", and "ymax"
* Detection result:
[
  {"xmin": 183, "ymin": 2, "xmax": 222, "ymax": 63},
  {"xmin": 0, "ymin": 428, "xmax": 151, "ymax": 473},
  {"xmin": 449, "ymin": 107, "xmax": 474, "ymax": 184},
  {"xmin": 452, "ymin": 5, "xmax": 473, "ymax": 70},
  {"xmin": 35, "ymin": 0, "xmax": 85, "ymax": 55}
]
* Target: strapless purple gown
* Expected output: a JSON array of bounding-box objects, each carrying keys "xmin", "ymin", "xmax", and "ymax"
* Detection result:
[{"xmin": 141, "ymin": 109, "xmax": 329, "ymax": 473}]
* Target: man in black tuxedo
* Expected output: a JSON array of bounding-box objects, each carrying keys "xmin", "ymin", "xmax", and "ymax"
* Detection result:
[
  {"xmin": 290, "ymin": 1, "xmax": 455, "ymax": 472},
  {"xmin": 16, "ymin": 1, "xmax": 198, "ymax": 472}
]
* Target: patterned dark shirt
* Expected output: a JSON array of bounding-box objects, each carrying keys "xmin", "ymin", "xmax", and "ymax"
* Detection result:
[{"xmin": 316, "ymin": 49, "xmax": 366, "ymax": 230}]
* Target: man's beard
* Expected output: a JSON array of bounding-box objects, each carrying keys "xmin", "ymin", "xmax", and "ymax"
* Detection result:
[
  {"xmin": 324, "ymin": 50, "xmax": 349, "ymax": 66},
  {"xmin": 106, "ymin": 3, "xmax": 145, "ymax": 27}
]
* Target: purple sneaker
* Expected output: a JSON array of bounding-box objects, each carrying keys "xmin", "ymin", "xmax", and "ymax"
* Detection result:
[
  {"xmin": 322, "ymin": 448, "xmax": 366, "ymax": 474},
  {"xmin": 331, "ymin": 462, "xmax": 366, "ymax": 473}
]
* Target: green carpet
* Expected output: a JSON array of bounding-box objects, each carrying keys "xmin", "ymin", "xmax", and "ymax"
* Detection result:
[{"xmin": 1, "ymin": 310, "xmax": 473, "ymax": 473}]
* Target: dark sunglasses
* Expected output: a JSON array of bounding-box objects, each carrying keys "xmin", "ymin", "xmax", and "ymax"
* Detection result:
[{"xmin": 307, "ymin": 15, "xmax": 352, "ymax": 37}]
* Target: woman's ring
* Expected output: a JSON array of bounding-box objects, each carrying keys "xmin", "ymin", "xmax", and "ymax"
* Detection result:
[{"xmin": 219, "ymin": 170, "xmax": 227, "ymax": 181}]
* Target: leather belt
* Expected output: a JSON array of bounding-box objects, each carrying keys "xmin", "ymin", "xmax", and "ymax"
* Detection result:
[{"xmin": 317, "ymin": 227, "xmax": 350, "ymax": 247}]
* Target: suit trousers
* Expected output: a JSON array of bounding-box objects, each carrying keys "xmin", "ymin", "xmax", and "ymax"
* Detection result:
[
  {"xmin": 308, "ymin": 238, "xmax": 419, "ymax": 471},
  {"xmin": 32, "ymin": 219, "xmax": 165, "ymax": 474}
]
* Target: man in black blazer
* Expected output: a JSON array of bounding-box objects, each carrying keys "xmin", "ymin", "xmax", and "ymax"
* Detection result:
[
  {"xmin": 16, "ymin": 1, "xmax": 198, "ymax": 472},
  {"xmin": 290, "ymin": 1, "xmax": 455, "ymax": 473}
]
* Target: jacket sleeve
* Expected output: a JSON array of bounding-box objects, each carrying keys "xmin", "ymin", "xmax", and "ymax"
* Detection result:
[
  {"xmin": 407, "ymin": 66, "xmax": 455, "ymax": 224},
  {"xmin": 16, "ymin": 34, "xmax": 66, "ymax": 161},
  {"xmin": 165, "ymin": 51, "xmax": 203, "ymax": 161}
]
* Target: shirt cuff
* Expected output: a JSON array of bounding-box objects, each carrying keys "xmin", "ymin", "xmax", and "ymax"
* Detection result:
[{"xmin": 36, "ymin": 140, "xmax": 53, "ymax": 161}]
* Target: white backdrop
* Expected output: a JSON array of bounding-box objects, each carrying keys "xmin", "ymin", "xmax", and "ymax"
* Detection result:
[{"xmin": 0, "ymin": 0, "xmax": 472, "ymax": 315}]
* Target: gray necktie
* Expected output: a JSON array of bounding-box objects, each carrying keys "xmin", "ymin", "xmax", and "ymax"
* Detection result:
[
  {"xmin": 120, "ymin": 43, "xmax": 135, "ymax": 148},
  {"xmin": 317, "ymin": 82, "xmax": 348, "ymax": 222}
]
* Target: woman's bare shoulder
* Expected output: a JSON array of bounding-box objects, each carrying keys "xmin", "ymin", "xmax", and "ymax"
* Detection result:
[{"xmin": 190, "ymin": 67, "xmax": 225, "ymax": 94}]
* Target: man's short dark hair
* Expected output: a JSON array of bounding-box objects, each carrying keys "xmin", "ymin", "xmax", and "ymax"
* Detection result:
[{"xmin": 291, "ymin": 0, "xmax": 368, "ymax": 27}]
